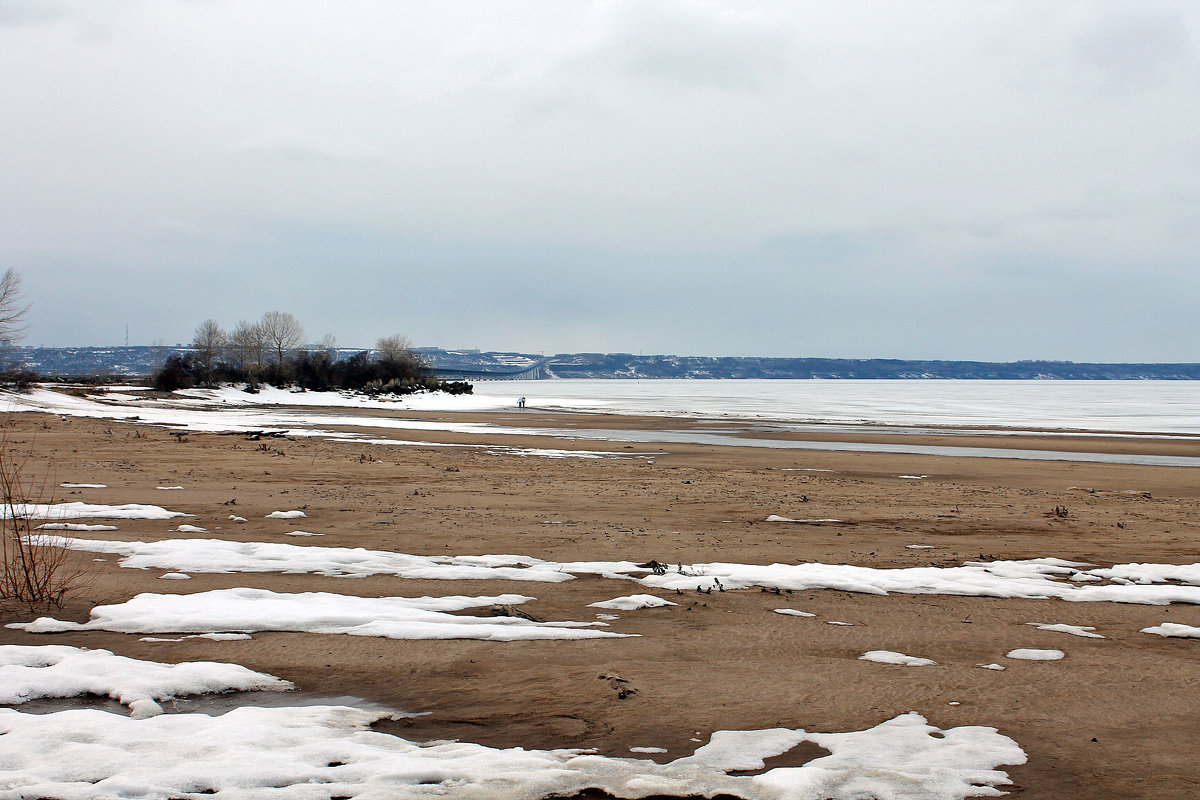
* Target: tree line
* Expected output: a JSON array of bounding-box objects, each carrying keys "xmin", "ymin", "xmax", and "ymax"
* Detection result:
[{"xmin": 153, "ymin": 311, "xmax": 471, "ymax": 396}]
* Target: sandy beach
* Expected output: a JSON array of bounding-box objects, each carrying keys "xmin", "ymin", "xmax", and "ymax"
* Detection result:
[{"xmin": 3, "ymin": 394, "xmax": 1200, "ymax": 798}]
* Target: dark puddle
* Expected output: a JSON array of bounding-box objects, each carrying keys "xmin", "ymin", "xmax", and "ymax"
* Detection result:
[
  {"xmin": 555, "ymin": 745, "xmax": 834, "ymax": 800},
  {"xmin": 557, "ymin": 427, "xmax": 1200, "ymax": 467},
  {"xmin": 726, "ymin": 740, "xmax": 833, "ymax": 775},
  {"xmin": 5, "ymin": 691, "xmax": 413, "ymax": 718}
]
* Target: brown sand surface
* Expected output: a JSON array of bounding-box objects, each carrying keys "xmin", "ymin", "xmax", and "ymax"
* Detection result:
[{"xmin": 4, "ymin": 404, "xmax": 1200, "ymax": 798}]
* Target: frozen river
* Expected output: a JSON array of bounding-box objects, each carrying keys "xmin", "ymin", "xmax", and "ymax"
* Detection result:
[{"xmin": 476, "ymin": 379, "xmax": 1200, "ymax": 435}]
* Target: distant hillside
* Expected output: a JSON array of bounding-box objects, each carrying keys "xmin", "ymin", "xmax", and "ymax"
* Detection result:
[{"xmin": 9, "ymin": 345, "xmax": 1200, "ymax": 380}]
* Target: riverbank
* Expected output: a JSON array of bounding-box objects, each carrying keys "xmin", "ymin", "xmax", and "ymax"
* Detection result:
[{"xmin": 3, "ymin": 402, "xmax": 1200, "ymax": 798}]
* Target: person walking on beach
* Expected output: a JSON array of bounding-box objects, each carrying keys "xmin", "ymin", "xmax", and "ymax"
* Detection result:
[{"xmin": 517, "ymin": 396, "xmax": 526, "ymax": 408}]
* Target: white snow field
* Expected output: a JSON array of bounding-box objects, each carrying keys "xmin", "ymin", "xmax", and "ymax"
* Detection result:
[
  {"xmin": 35, "ymin": 523, "xmax": 118, "ymax": 531},
  {"xmin": 37, "ymin": 378, "xmax": 1200, "ymax": 434},
  {"xmin": 0, "ymin": 706, "xmax": 1025, "ymax": 800},
  {"xmin": 9, "ymin": 385, "xmax": 1200, "ymax": 467},
  {"xmin": 0, "ymin": 645, "xmax": 290, "ymax": 718},
  {"xmin": 587, "ymin": 594, "xmax": 678, "ymax": 610},
  {"xmin": 0, "ymin": 502, "xmax": 188, "ymax": 520},
  {"xmin": 9, "ymin": 588, "xmax": 630, "ymax": 642},
  {"xmin": 48, "ymin": 537, "xmax": 1200, "ymax": 606},
  {"xmin": 859, "ymin": 651, "xmax": 938, "ymax": 667}
]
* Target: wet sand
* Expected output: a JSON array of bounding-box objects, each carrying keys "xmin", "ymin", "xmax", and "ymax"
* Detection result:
[{"xmin": 3, "ymin": 403, "xmax": 1200, "ymax": 799}]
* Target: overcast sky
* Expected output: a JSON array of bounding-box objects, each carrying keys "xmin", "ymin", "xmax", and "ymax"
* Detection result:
[{"xmin": 3, "ymin": 1, "xmax": 1199, "ymax": 360}]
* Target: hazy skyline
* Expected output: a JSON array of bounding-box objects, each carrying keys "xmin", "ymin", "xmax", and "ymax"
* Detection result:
[{"xmin": 4, "ymin": 1, "xmax": 1199, "ymax": 360}]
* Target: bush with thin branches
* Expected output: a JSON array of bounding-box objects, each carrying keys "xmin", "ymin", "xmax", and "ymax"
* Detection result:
[{"xmin": 0, "ymin": 431, "xmax": 88, "ymax": 608}]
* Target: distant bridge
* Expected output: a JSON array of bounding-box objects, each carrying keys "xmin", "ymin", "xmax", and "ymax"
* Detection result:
[{"xmin": 431, "ymin": 359, "xmax": 551, "ymax": 381}]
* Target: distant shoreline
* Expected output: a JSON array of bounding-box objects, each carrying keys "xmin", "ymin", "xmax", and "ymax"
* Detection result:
[{"xmin": 11, "ymin": 345, "xmax": 1200, "ymax": 380}]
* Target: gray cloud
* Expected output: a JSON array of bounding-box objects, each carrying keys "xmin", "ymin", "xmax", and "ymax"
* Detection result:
[
  {"xmin": 5, "ymin": 0, "xmax": 1200, "ymax": 361},
  {"xmin": 0, "ymin": 0, "xmax": 81, "ymax": 27},
  {"xmin": 589, "ymin": 2, "xmax": 795, "ymax": 91},
  {"xmin": 1074, "ymin": 9, "xmax": 1195, "ymax": 91}
]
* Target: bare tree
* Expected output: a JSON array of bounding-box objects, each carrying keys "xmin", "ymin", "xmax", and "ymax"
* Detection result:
[
  {"xmin": 228, "ymin": 320, "xmax": 266, "ymax": 374},
  {"xmin": 319, "ymin": 333, "xmax": 337, "ymax": 358},
  {"xmin": 259, "ymin": 311, "xmax": 304, "ymax": 366},
  {"xmin": 375, "ymin": 333, "xmax": 424, "ymax": 380},
  {"xmin": 375, "ymin": 334, "xmax": 412, "ymax": 363},
  {"xmin": 148, "ymin": 338, "xmax": 170, "ymax": 372},
  {"xmin": 191, "ymin": 319, "xmax": 226, "ymax": 385},
  {"xmin": 0, "ymin": 268, "xmax": 29, "ymax": 345}
]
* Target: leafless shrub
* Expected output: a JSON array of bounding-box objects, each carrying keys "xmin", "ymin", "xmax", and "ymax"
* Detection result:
[{"xmin": 0, "ymin": 431, "xmax": 89, "ymax": 608}]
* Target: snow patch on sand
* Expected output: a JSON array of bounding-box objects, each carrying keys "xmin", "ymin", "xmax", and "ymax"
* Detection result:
[
  {"xmin": 773, "ymin": 608, "xmax": 816, "ymax": 617},
  {"xmin": 633, "ymin": 557, "xmax": 1200, "ymax": 606},
  {"xmin": 266, "ymin": 510, "xmax": 306, "ymax": 519},
  {"xmin": 0, "ymin": 645, "xmax": 290, "ymax": 717},
  {"xmin": 0, "ymin": 706, "xmax": 1025, "ymax": 800},
  {"xmin": 140, "ymin": 633, "xmax": 253, "ymax": 643},
  {"xmin": 1025, "ymin": 622, "xmax": 1103, "ymax": 639},
  {"xmin": 1141, "ymin": 622, "xmax": 1200, "ymax": 638},
  {"xmin": 1089, "ymin": 562, "xmax": 1200, "ymax": 586},
  {"xmin": 588, "ymin": 595, "xmax": 677, "ymax": 610},
  {"xmin": 1005, "ymin": 649, "xmax": 1065, "ymax": 661},
  {"xmin": 60, "ymin": 483, "xmax": 106, "ymax": 489},
  {"xmin": 765, "ymin": 515, "xmax": 844, "ymax": 523},
  {"xmin": 43, "ymin": 537, "xmax": 612, "ymax": 583},
  {"xmin": 328, "ymin": 436, "xmax": 642, "ymax": 460},
  {"xmin": 44, "ymin": 537, "xmax": 1200, "ymax": 608},
  {"xmin": 36, "ymin": 523, "xmax": 118, "ymax": 531},
  {"xmin": 0, "ymin": 502, "xmax": 188, "ymax": 520},
  {"xmin": 859, "ymin": 651, "xmax": 938, "ymax": 667},
  {"xmin": 9, "ymin": 588, "xmax": 630, "ymax": 642}
]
